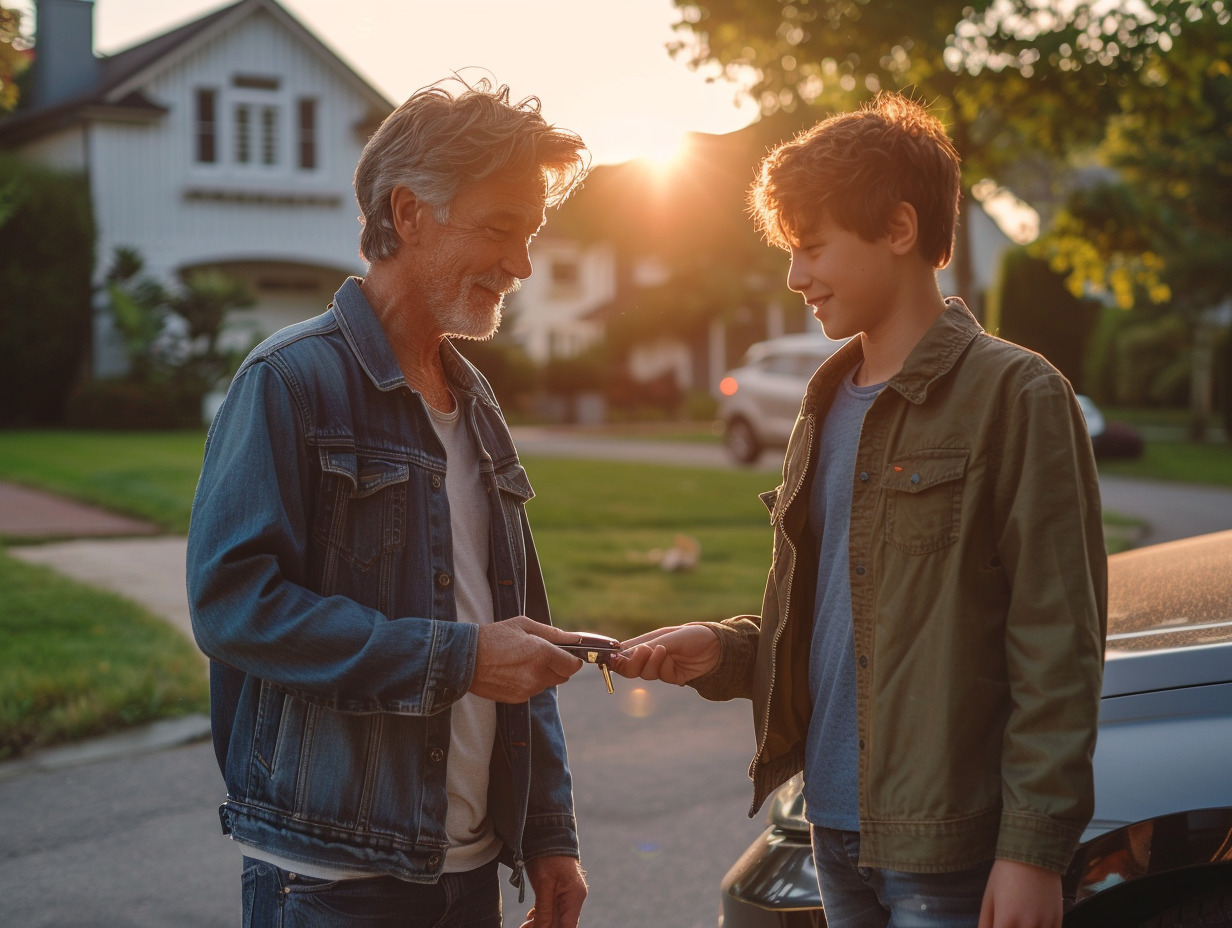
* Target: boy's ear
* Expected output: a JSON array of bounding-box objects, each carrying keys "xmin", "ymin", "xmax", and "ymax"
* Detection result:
[
  {"xmin": 885, "ymin": 202, "xmax": 919, "ymax": 256},
  {"xmin": 389, "ymin": 185, "xmax": 425, "ymax": 245}
]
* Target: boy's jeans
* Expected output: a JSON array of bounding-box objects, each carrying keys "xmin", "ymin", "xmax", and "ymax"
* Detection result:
[
  {"xmin": 241, "ymin": 857, "xmax": 501, "ymax": 928},
  {"xmin": 811, "ymin": 827, "xmax": 992, "ymax": 928}
]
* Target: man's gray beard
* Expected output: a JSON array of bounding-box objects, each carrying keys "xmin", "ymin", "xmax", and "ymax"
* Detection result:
[{"xmin": 440, "ymin": 277, "xmax": 519, "ymax": 342}]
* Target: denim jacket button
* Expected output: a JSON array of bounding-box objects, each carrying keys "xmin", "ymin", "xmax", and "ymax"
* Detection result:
[
  {"xmin": 428, "ymin": 854, "xmax": 441, "ymax": 868},
  {"xmin": 437, "ymin": 572, "xmax": 452, "ymax": 588},
  {"xmin": 431, "ymin": 474, "xmax": 442, "ymax": 490},
  {"xmin": 430, "ymin": 748, "xmax": 444, "ymax": 763}
]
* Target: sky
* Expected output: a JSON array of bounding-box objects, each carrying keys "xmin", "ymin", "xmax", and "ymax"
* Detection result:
[{"xmin": 12, "ymin": 0, "xmax": 760, "ymax": 165}]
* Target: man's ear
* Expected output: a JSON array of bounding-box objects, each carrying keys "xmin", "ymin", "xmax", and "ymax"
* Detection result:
[
  {"xmin": 390, "ymin": 185, "xmax": 425, "ymax": 245},
  {"xmin": 885, "ymin": 202, "xmax": 919, "ymax": 256}
]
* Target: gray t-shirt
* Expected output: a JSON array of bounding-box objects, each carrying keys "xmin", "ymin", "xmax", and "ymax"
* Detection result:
[
  {"xmin": 803, "ymin": 364, "xmax": 885, "ymax": 830},
  {"xmin": 426, "ymin": 396, "xmax": 503, "ymax": 873}
]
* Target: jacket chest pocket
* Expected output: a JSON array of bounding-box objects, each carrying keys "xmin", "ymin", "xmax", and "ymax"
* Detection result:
[
  {"xmin": 316, "ymin": 450, "xmax": 410, "ymax": 570},
  {"xmin": 881, "ymin": 448, "xmax": 969, "ymax": 555}
]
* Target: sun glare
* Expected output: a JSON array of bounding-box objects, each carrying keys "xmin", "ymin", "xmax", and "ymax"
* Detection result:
[{"xmin": 635, "ymin": 130, "xmax": 688, "ymax": 170}]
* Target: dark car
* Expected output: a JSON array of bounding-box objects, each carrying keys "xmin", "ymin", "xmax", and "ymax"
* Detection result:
[{"xmin": 721, "ymin": 530, "xmax": 1232, "ymax": 927}]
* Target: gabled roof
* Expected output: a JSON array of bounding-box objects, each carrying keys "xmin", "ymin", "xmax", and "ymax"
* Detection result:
[{"xmin": 0, "ymin": 0, "xmax": 394, "ymax": 146}]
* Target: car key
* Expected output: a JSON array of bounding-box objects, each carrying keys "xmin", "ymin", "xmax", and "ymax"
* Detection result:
[{"xmin": 558, "ymin": 632, "xmax": 621, "ymax": 694}]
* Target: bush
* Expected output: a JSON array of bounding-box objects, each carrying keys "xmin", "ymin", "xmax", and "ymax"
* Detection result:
[
  {"xmin": 996, "ymin": 247, "xmax": 1101, "ymax": 392},
  {"xmin": 63, "ymin": 378, "xmax": 203, "ymax": 429},
  {"xmin": 0, "ymin": 155, "xmax": 95, "ymax": 425}
]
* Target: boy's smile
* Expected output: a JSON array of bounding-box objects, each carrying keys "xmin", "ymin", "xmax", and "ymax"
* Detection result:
[{"xmin": 785, "ymin": 212, "xmax": 898, "ymax": 342}]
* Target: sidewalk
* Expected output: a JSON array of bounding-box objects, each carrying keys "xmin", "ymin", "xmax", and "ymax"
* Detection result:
[{"xmin": 0, "ymin": 481, "xmax": 160, "ymax": 538}]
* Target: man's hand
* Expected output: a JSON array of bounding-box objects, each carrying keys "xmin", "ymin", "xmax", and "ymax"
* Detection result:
[
  {"xmin": 518, "ymin": 855, "xmax": 587, "ymax": 928},
  {"xmin": 470, "ymin": 616, "xmax": 583, "ymax": 703},
  {"xmin": 611, "ymin": 624, "xmax": 721, "ymax": 686},
  {"xmin": 978, "ymin": 859, "xmax": 1062, "ymax": 928}
]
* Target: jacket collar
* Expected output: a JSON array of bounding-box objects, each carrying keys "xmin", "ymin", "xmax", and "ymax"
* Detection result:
[
  {"xmin": 803, "ymin": 298, "xmax": 983, "ymax": 414},
  {"xmin": 888, "ymin": 298, "xmax": 983, "ymax": 405},
  {"xmin": 330, "ymin": 277, "xmax": 499, "ymax": 408}
]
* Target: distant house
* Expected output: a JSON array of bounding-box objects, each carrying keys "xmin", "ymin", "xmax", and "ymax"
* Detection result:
[
  {"xmin": 520, "ymin": 116, "xmax": 1038, "ymax": 403},
  {"xmin": 0, "ymin": 0, "xmax": 393, "ymax": 377}
]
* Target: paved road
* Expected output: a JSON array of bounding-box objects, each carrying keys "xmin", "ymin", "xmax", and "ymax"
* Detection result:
[
  {"xmin": 0, "ymin": 674, "xmax": 761, "ymax": 928},
  {"xmin": 4, "ymin": 433, "xmax": 1232, "ymax": 926}
]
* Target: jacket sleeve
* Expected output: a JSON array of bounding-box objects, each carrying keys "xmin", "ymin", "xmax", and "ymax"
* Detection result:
[
  {"xmin": 517, "ymin": 508, "xmax": 581, "ymax": 860},
  {"xmin": 991, "ymin": 372, "xmax": 1108, "ymax": 872},
  {"xmin": 186, "ymin": 359, "xmax": 478, "ymax": 715}
]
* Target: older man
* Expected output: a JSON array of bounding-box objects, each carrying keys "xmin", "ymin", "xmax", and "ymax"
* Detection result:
[{"xmin": 186, "ymin": 78, "xmax": 590, "ymax": 928}]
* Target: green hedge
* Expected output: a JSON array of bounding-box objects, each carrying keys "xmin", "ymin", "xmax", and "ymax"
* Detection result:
[{"xmin": 0, "ymin": 155, "xmax": 95, "ymax": 425}]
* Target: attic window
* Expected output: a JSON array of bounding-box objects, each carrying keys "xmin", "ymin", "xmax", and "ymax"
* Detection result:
[
  {"xmin": 232, "ymin": 75, "xmax": 280, "ymax": 91},
  {"xmin": 297, "ymin": 99, "xmax": 317, "ymax": 170},
  {"xmin": 195, "ymin": 88, "xmax": 217, "ymax": 164}
]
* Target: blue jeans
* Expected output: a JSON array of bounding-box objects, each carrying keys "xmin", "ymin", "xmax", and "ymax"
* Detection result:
[
  {"xmin": 811, "ymin": 827, "xmax": 992, "ymax": 928},
  {"xmin": 241, "ymin": 857, "xmax": 501, "ymax": 928}
]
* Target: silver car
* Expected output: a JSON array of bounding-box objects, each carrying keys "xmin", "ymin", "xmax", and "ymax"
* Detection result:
[
  {"xmin": 721, "ymin": 530, "xmax": 1232, "ymax": 926},
  {"xmin": 717, "ymin": 334, "xmax": 846, "ymax": 465},
  {"xmin": 717, "ymin": 336, "xmax": 1141, "ymax": 465}
]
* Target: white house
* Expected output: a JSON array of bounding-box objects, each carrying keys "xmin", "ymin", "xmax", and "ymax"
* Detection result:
[{"xmin": 0, "ymin": 0, "xmax": 394, "ymax": 377}]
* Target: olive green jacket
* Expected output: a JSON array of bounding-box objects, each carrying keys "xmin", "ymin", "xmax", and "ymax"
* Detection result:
[{"xmin": 693, "ymin": 300, "xmax": 1107, "ymax": 874}]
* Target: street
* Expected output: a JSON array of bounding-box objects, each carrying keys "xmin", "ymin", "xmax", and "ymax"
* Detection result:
[{"xmin": 0, "ymin": 675, "xmax": 763, "ymax": 928}]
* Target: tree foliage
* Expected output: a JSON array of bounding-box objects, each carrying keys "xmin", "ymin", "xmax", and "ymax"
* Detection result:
[
  {"xmin": 1034, "ymin": 10, "xmax": 1232, "ymax": 313},
  {"xmin": 668, "ymin": 0, "xmax": 1229, "ymax": 304},
  {"xmin": 0, "ymin": 4, "xmax": 26, "ymax": 113}
]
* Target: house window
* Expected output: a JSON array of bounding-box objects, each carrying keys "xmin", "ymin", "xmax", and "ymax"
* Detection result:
[
  {"xmin": 234, "ymin": 103, "xmax": 252, "ymax": 163},
  {"xmin": 234, "ymin": 103, "xmax": 279, "ymax": 166},
  {"xmin": 297, "ymin": 99, "xmax": 317, "ymax": 170},
  {"xmin": 260, "ymin": 106, "xmax": 278, "ymax": 165},
  {"xmin": 195, "ymin": 88, "xmax": 217, "ymax": 163}
]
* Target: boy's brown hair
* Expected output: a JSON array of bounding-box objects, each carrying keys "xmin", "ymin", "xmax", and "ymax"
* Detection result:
[{"xmin": 749, "ymin": 92, "xmax": 961, "ymax": 268}]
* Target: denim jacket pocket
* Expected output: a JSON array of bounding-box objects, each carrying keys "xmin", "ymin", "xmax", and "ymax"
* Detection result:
[
  {"xmin": 881, "ymin": 448, "xmax": 969, "ymax": 555},
  {"xmin": 316, "ymin": 449, "xmax": 410, "ymax": 570}
]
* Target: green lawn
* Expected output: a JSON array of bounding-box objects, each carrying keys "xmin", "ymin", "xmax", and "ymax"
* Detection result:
[
  {"xmin": 0, "ymin": 549, "xmax": 208, "ymax": 760},
  {"xmin": 1097, "ymin": 441, "xmax": 1232, "ymax": 489},
  {"xmin": 0, "ymin": 430, "xmax": 208, "ymax": 533},
  {"xmin": 1, "ymin": 426, "xmax": 1221, "ymax": 754}
]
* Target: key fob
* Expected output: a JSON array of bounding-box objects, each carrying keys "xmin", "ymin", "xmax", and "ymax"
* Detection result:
[
  {"xmin": 558, "ymin": 631, "xmax": 621, "ymax": 663},
  {"xmin": 559, "ymin": 632, "xmax": 621, "ymax": 694}
]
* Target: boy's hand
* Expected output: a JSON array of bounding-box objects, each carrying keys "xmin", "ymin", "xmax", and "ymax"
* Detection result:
[
  {"xmin": 978, "ymin": 859, "xmax": 1062, "ymax": 928},
  {"xmin": 611, "ymin": 624, "xmax": 720, "ymax": 685}
]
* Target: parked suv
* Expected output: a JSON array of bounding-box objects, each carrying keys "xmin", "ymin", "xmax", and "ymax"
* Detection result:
[{"xmin": 717, "ymin": 334, "xmax": 846, "ymax": 464}]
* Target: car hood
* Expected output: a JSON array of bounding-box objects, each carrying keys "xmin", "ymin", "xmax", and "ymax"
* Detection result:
[{"xmin": 1103, "ymin": 530, "xmax": 1232, "ymax": 696}]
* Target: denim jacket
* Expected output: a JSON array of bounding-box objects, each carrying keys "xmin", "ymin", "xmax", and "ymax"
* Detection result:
[
  {"xmin": 186, "ymin": 278, "xmax": 578, "ymax": 892},
  {"xmin": 693, "ymin": 301, "xmax": 1106, "ymax": 874}
]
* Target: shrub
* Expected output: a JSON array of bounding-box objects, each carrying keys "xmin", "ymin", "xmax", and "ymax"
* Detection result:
[
  {"xmin": 0, "ymin": 155, "xmax": 95, "ymax": 425},
  {"xmin": 63, "ymin": 378, "xmax": 202, "ymax": 430}
]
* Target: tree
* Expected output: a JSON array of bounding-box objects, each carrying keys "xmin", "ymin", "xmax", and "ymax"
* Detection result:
[
  {"xmin": 667, "ymin": 0, "xmax": 1227, "ymax": 312},
  {"xmin": 1032, "ymin": 10, "xmax": 1232, "ymax": 432},
  {"xmin": 1, "ymin": 4, "xmax": 27, "ymax": 114}
]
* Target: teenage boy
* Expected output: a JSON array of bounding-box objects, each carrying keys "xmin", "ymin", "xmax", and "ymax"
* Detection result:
[{"xmin": 614, "ymin": 93, "xmax": 1107, "ymax": 928}]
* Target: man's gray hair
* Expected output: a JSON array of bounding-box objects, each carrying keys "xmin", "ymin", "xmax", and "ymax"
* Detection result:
[{"xmin": 355, "ymin": 76, "xmax": 590, "ymax": 263}]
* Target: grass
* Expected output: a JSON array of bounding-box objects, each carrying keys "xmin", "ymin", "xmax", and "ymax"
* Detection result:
[
  {"xmin": 0, "ymin": 548, "xmax": 208, "ymax": 761},
  {"xmin": 522, "ymin": 457, "xmax": 774, "ymax": 637},
  {"xmin": 0, "ymin": 430, "xmax": 207, "ymax": 533},
  {"xmin": 0, "ymin": 426, "xmax": 1219, "ymax": 753},
  {"xmin": 1097, "ymin": 440, "xmax": 1232, "ymax": 489}
]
